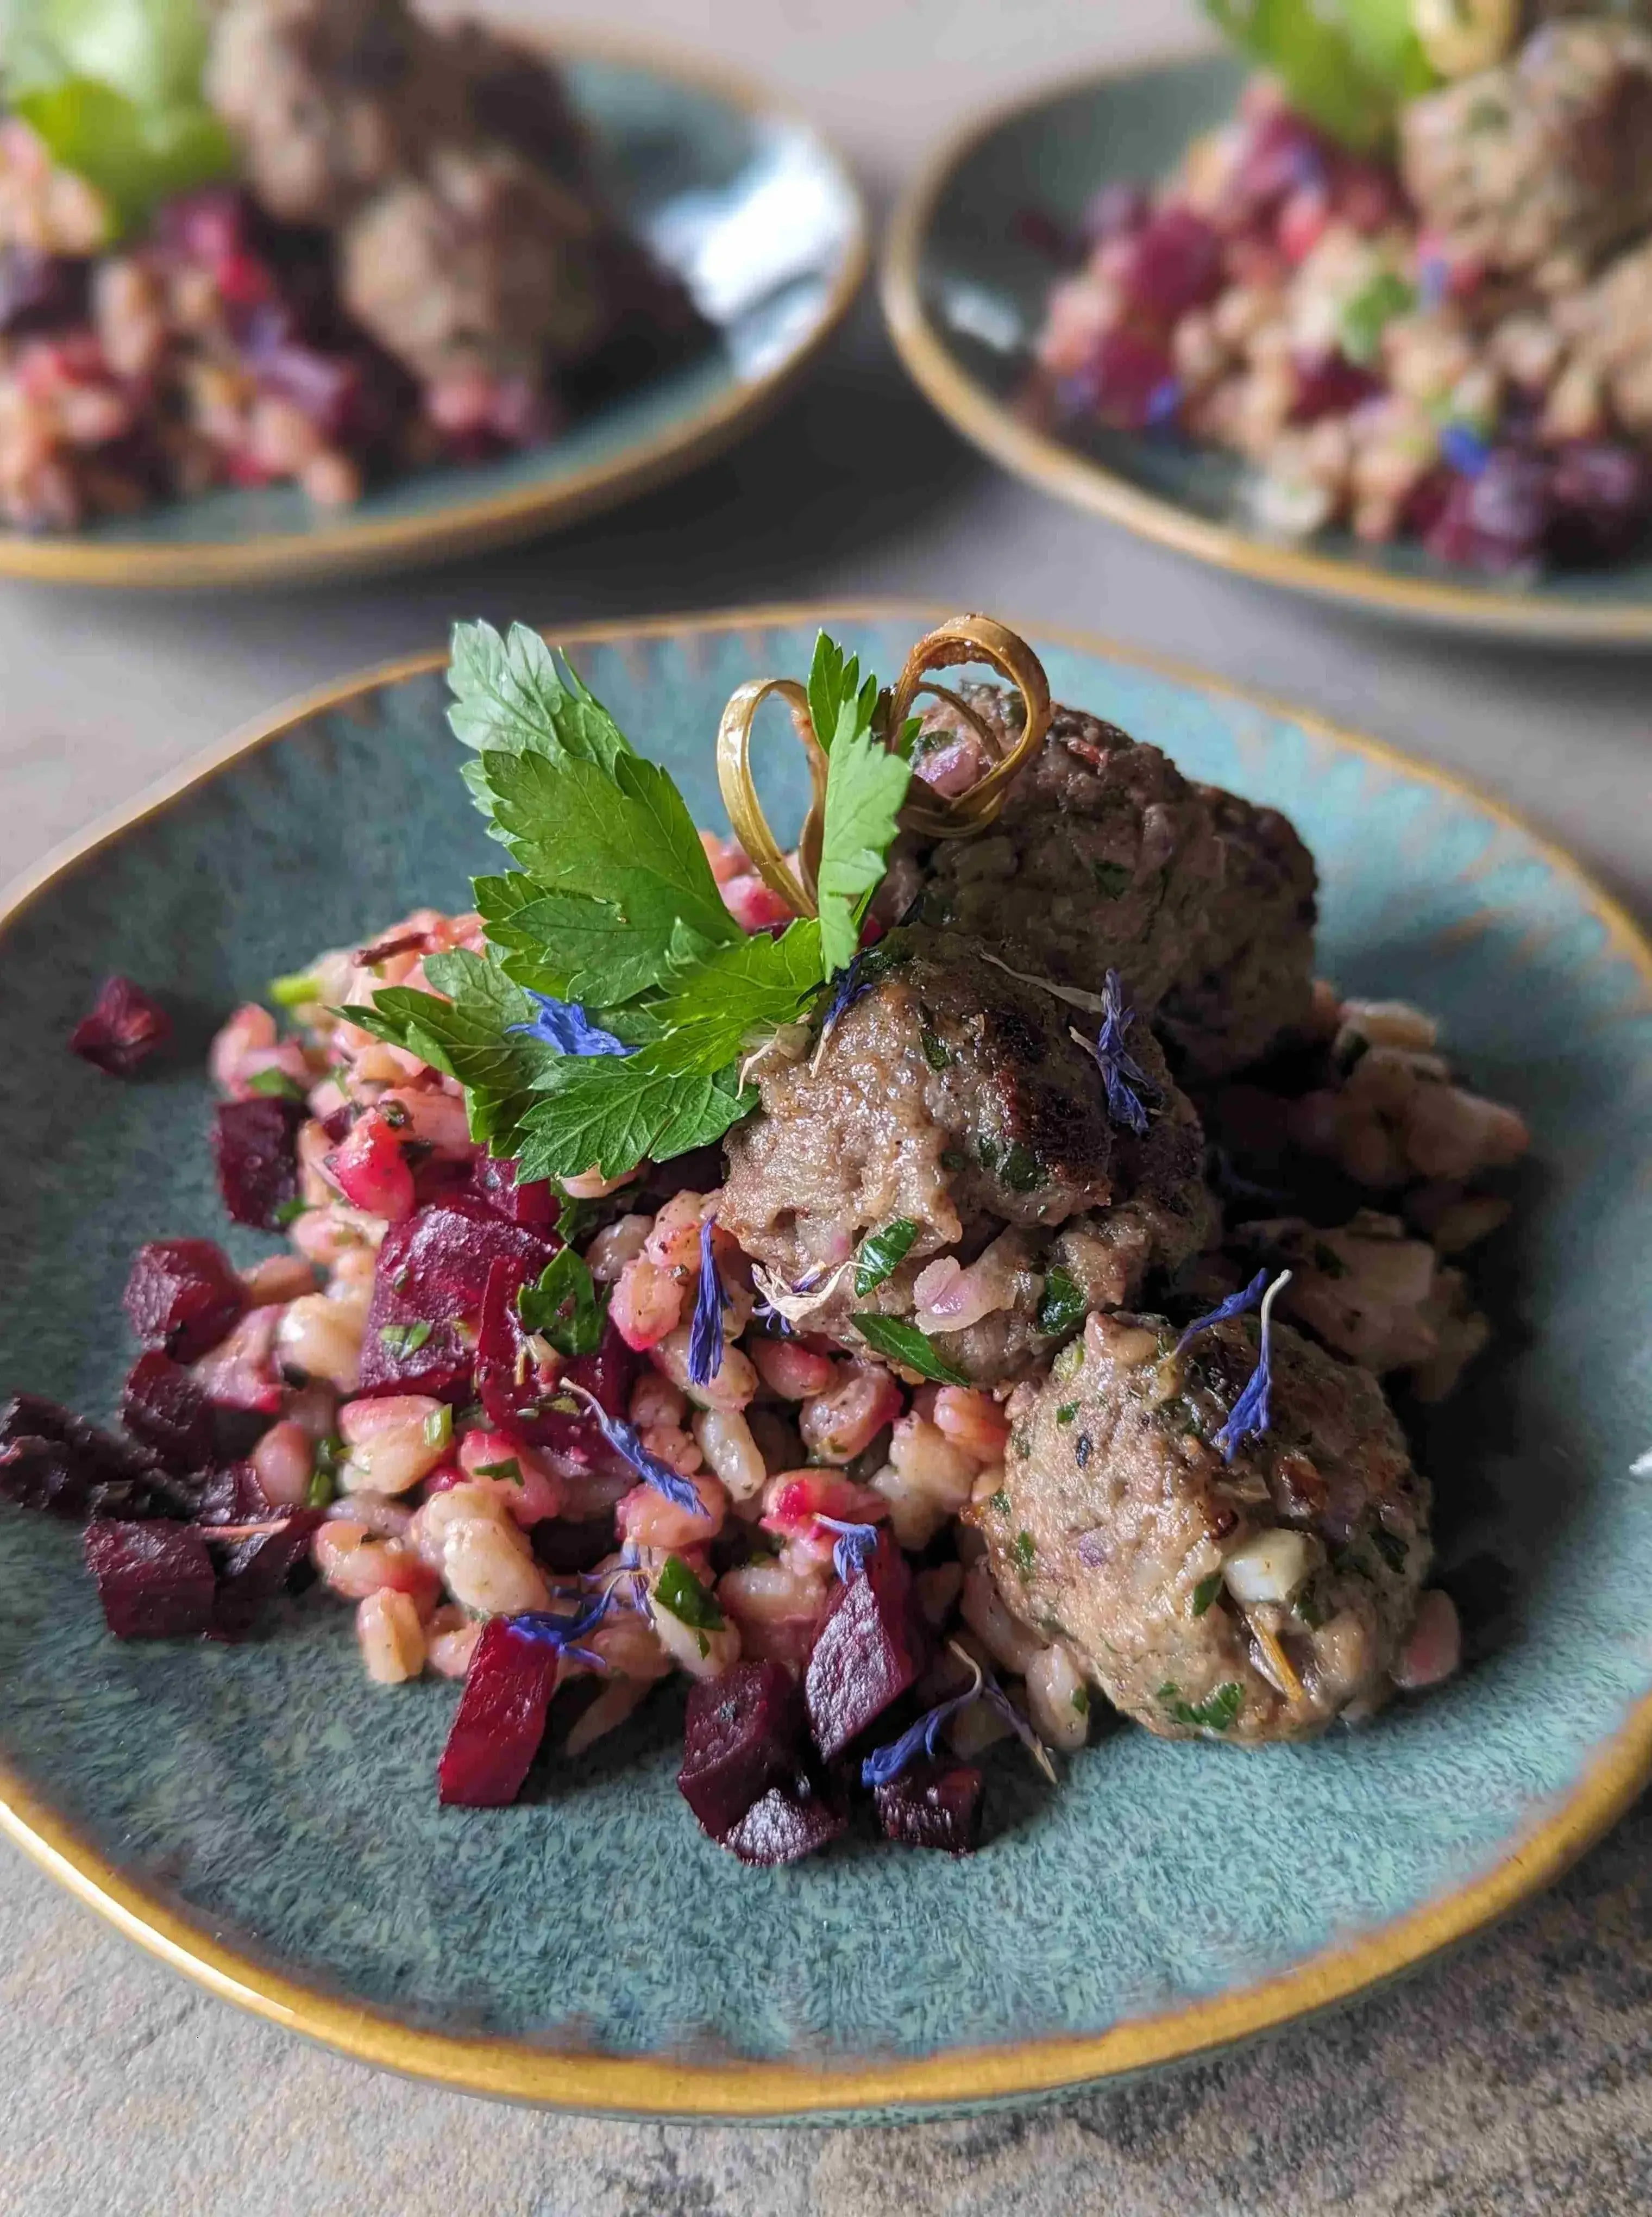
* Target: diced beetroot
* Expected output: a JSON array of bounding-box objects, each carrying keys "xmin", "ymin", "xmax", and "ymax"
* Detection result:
[
  {"xmin": 210, "ymin": 1504, "xmax": 326, "ymax": 1638},
  {"xmin": 470, "ymin": 1153, "xmax": 557, "ymax": 1231},
  {"xmin": 356, "ymin": 1195, "xmax": 558, "ymax": 1402},
  {"xmin": 874, "ymin": 1762, "xmax": 985, "ymax": 1855},
  {"xmin": 1116, "ymin": 207, "xmax": 1223, "ymax": 322},
  {"xmin": 678, "ymin": 1659, "xmax": 806, "ymax": 1839},
  {"xmin": 437, "ymin": 1617, "xmax": 560, "ymax": 1806},
  {"xmin": 121, "ymin": 1351, "xmax": 216, "ymax": 1473},
  {"xmin": 193, "ymin": 1461, "xmax": 273, "ymax": 1525},
  {"xmin": 1332, "ymin": 154, "xmax": 1407, "ymax": 237},
  {"xmin": 805, "ymin": 1532, "xmax": 926, "ymax": 1758},
  {"xmin": 124, "ymin": 1239, "xmax": 246, "ymax": 1361},
  {"xmin": 68, "ymin": 975, "xmax": 172, "ymax": 1076},
  {"xmin": 213, "ymin": 1097, "xmax": 306, "ymax": 1230},
  {"xmin": 474, "ymin": 1254, "xmax": 637, "ymax": 1462},
  {"xmin": 1082, "ymin": 181, "xmax": 1151, "ymax": 246},
  {"xmin": 0, "ymin": 244, "xmax": 89, "ymax": 335},
  {"xmin": 329, "ymin": 1107, "xmax": 416, "ymax": 1222},
  {"xmin": 722, "ymin": 1776, "xmax": 846, "ymax": 1867},
  {"xmin": 1547, "ymin": 441, "xmax": 1652, "ymax": 565},
  {"xmin": 84, "ymin": 1518, "xmax": 216, "ymax": 1638},
  {"xmin": 1425, "ymin": 450, "xmax": 1552, "ymax": 572},
  {"xmin": 0, "ymin": 1393, "xmax": 189, "ymax": 1521},
  {"xmin": 1081, "ymin": 328, "xmax": 1175, "ymax": 431},
  {"xmin": 1290, "ymin": 350, "xmax": 1383, "ymax": 424},
  {"xmin": 1232, "ymin": 110, "xmax": 1330, "ymax": 220}
]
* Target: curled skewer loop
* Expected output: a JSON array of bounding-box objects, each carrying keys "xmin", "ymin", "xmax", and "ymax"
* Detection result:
[{"xmin": 715, "ymin": 676, "xmax": 826, "ymax": 920}]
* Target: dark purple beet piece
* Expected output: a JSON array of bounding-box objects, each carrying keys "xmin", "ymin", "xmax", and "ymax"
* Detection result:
[
  {"xmin": 873, "ymin": 1762, "xmax": 984, "ymax": 1855},
  {"xmin": 805, "ymin": 1533, "xmax": 926, "ymax": 1758},
  {"xmin": 0, "ymin": 1393, "xmax": 189, "ymax": 1521},
  {"xmin": 193, "ymin": 1461, "xmax": 273, "ymax": 1525},
  {"xmin": 356, "ymin": 1195, "xmax": 558, "ymax": 1401},
  {"xmin": 213, "ymin": 1096, "xmax": 306, "ymax": 1229},
  {"xmin": 473, "ymin": 1255, "xmax": 637, "ymax": 1460},
  {"xmin": 210, "ymin": 1505, "xmax": 325, "ymax": 1637},
  {"xmin": 124, "ymin": 1238, "xmax": 246, "ymax": 1361},
  {"xmin": 471, "ymin": 1153, "xmax": 557, "ymax": 1231},
  {"xmin": 84, "ymin": 1518, "xmax": 216, "ymax": 1638},
  {"xmin": 121, "ymin": 1352, "xmax": 216, "ymax": 1473},
  {"xmin": 677, "ymin": 1659, "xmax": 805, "ymax": 1839},
  {"xmin": 0, "ymin": 244, "xmax": 89, "ymax": 334},
  {"xmin": 437, "ymin": 1616, "xmax": 560, "ymax": 1806},
  {"xmin": 1547, "ymin": 440, "xmax": 1652, "ymax": 565},
  {"xmin": 531, "ymin": 1511, "xmax": 620, "ymax": 1575},
  {"xmin": 68, "ymin": 975, "xmax": 172, "ymax": 1075},
  {"xmin": 722, "ymin": 1775, "xmax": 846, "ymax": 1867}
]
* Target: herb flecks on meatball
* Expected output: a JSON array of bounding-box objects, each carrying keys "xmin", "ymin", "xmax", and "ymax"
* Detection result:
[
  {"xmin": 718, "ymin": 931, "xmax": 1214, "ymax": 1385},
  {"xmin": 983, "ymin": 1307, "xmax": 1430, "ymax": 1743},
  {"xmin": 885, "ymin": 686, "xmax": 1317, "ymax": 1078}
]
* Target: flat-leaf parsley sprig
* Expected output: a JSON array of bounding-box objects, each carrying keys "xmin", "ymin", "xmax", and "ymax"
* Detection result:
[{"xmin": 344, "ymin": 621, "xmax": 922, "ymax": 1185}]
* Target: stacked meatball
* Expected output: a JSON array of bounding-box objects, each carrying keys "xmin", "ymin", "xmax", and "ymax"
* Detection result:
[{"xmin": 721, "ymin": 687, "xmax": 1519, "ymax": 1746}]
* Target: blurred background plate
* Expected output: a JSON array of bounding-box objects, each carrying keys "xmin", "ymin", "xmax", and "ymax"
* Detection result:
[
  {"xmin": 882, "ymin": 53, "xmax": 1652, "ymax": 646},
  {"xmin": 2, "ymin": 605, "xmax": 1651, "ymax": 2119},
  {"xmin": 0, "ymin": 40, "xmax": 866, "ymax": 590}
]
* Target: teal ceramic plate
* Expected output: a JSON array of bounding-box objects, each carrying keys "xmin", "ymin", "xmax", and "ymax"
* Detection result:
[
  {"xmin": 883, "ymin": 53, "xmax": 1652, "ymax": 645},
  {"xmin": 0, "ymin": 41, "xmax": 865, "ymax": 591},
  {"xmin": 3, "ymin": 603, "xmax": 1651, "ymax": 2121}
]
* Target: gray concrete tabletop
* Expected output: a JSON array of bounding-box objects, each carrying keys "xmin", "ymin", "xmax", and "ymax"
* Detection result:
[{"xmin": 3, "ymin": 5, "xmax": 1651, "ymax": 2212}]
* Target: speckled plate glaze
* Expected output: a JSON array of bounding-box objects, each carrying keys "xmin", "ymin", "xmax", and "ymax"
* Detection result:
[
  {"xmin": 0, "ymin": 41, "xmax": 865, "ymax": 590},
  {"xmin": 882, "ymin": 53, "xmax": 1652, "ymax": 644},
  {"xmin": 2, "ymin": 603, "xmax": 1651, "ymax": 2122}
]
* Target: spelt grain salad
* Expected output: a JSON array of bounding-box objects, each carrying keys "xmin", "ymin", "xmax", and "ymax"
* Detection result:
[
  {"xmin": 0, "ymin": 0, "xmax": 703, "ymax": 531},
  {"xmin": 3, "ymin": 615, "xmax": 1531, "ymax": 1864},
  {"xmin": 1034, "ymin": 3, "xmax": 1652, "ymax": 572}
]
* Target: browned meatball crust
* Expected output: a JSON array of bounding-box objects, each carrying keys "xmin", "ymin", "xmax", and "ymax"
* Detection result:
[
  {"xmin": 718, "ymin": 931, "xmax": 1214, "ymax": 1383},
  {"xmin": 883, "ymin": 686, "xmax": 1316, "ymax": 1078},
  {"xmin": 982, "ymin": 1308, "xmax": 1430, "ymax": 1742}
]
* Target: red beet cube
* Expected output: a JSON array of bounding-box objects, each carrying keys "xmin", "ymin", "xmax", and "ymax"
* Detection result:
[
  {"xmin": 873, "ymin": 1762, "xmax": 984, "ymax": 1855},
  {"xmin": 210, "ymin": 1505, "xmax": 325, "ymax": 1638},
  {"xmin": 1116, "ymin": 206, "xmax": 1223, "ymax": 322},
  {"xmin": 437, "ymin": 1617, "xmax": 560, "ymax": 1806},
  {"xmin": 124, "ymin": 1238, "xmax": 245, "ymax": 1361},
  {"xmin": 474, "ymin": 1256, "xmax": 636, "ymax": 1460},
  {"xmin": 85, "ymin": 1518, "xmax": 216, "ymax": 1638},
  {"xmin": 1289, "ymin": 349, "xmax": 1382, "ymax": 424},
  {"xmin": 805, "ymin": 1533, "xmax": 926, "ymax": 1758},
  {"xmin": 471, "ymin": 1154, "xmax": 557, "ymax": 1231},
  {"xmin": 213, "ymin": 1097, "xmax": 306, "ymax": 1230},
  {"xmin": 121, "ymin": 1352, "xmax": 216, "ymax": 1473},
  {"xmin": 678, "ymin": 1659, "xmax": 806, "ymax": 1839},
  {"xmin": 193, "ymin": 1461, "xmax": 273, "ymax": 1525},
  {"xmin": 357, "ymin": 1196, "xmax": 557, "ymax": 1402},
  {"xmin": 723, "ymin": 1776, "xmax": 847, "ymax": 1867},
  {"xmin": 0, "ymin": 1394, "xmax": 187, "ymax": 1521},
  {"xmin": 68, "ymin": 975, "xmax": 172, "ymax": 1076}
]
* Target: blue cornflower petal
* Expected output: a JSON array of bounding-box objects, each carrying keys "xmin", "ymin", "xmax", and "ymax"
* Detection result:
[
  {"xmin": 506, "ymin": 992, "xmax": 633, "ymax": 1057},
  {"xmin": 861, "ymin": 1669, "xmax": 981, "ymax": 1789},
  {"xmin": 1173, "ymin": 1267, "xmax": 1270, "ymax": 1359},
  {"xmin": 1418, "ymin": 253, "xmax": 1449, "ymax": 311},
  {"xmin": 558, "ymin": 1382, "xmax": 702, "ymax": 1513},
  {"xmin": 1440, "ymin": 423, "xmax": 1491, "ymax": 479},
  {"xmin": 1086, "ymin": 968, "xmax": 1158, "ymax": 1137},
  {"xmin": 1145, "ymin": 375, "xmax": 1184, "ymax": 430},
  {"xmin": 510, "ymin": 1587, "xmax": 619, "ymax": 1654},
  {"xmin": 816, "ymin": 1515, "xmax": 881, "ymax": 1583},
  {"xmin": 1211, "ymin": 1271, "xmax": 1292, "ymax": 1464},
  {"xmin": 687, "ymin": 1218, "xmax": 725, "ymax": 1388}
]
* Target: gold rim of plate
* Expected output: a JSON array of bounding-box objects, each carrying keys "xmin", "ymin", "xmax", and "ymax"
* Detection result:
[
  {"xmin": 0, "ymin": 33, "xmax": 869, "ymax": 591},
  {"xmin": 3, "ymin": 598, "xmax": 1651, "ymax": 2115},
  {"xmin": 880, "ymin": 50, "xmax": 1652, "ymax": 647}
]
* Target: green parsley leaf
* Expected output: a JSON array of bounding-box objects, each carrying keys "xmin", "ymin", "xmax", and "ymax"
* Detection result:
[
  {"xmin": 305, "ymin": 1433, "xmax": 345, "ymax": 1509},
  {"xmin": 516, "ymin": 1055, "xmax": 751, "ymax": 1183},
  {"xmin": 379, "ymin": 1321, "xmax": 432, "ymax": 1356},
  {"xmin": 342, "ymin": 947, "xmax": 543, "ymax": 1103},
  {"xmin": 1191, "ymin": 1570, "xmax": 1224, "ymax": 1618},
  {"xmin": 989, "ymin": 1489, "xmax": 1011, "ymax": 1515},
  {"xmin": 642, "ymin": 920, "xmax": 824, "ymax": 1077},
  {"xmin": 244, "ymin": 1066, "xmax": 305, "ymax": 1101},
  {"xmin": 1372, "ymin": 1526, "xmax": 1409, "ymax": 1573},
  {"xmin": 473, "ymin": 1457, "xmax": 524, "ymax": 1486},
  {"xmin": 422, "ymin": 1406, "xmax": 453, "ymax": 1451},
  {"xmin": 999, "ymin": 1141, "xmax": 1044, "ymax": 1193},
  {"xmin": 1157, "ymin": 1680, "xmax": 1244, "ymax": 1732},
  {"xmin": 1338, "ymin": 269, "xmax": 1416, "ymax": 366},
  {"xmin": 1092, "ymin": 861, "xmax": 1130, "ymax": 896},
  {"xmin": 853, "ymin": 1217, "xmax": 921, "ymax": 1298},
  {"xmin": 919, "ymin": 1025, "xmax": 950, "ymax": 1070},
  {"xmin": 554, "ymin": 1190, "xmax": 600, "ymax": 1245},
  {"xmin": 1056, "ymin": 1402, "xmax": 1078, "ymax": 1425},
  {"xmin": 446, "ymin": 621, "xmax": 632, "ymax": 774},
  {"xmin": 1037, "ymin": 1267, "xmax": 1088, "ymax": 1338},
  {"xmin": 268, "ymin": 970, "xmax": 322, "ymax": 1009},
  {"xmin": 811, "ymin": 634, "xmax": 913, "ymax": 975},
  {"xmin": 940, "ymin": 1148, "xmax": 970, "ymax": 1172},
  {"xmin": 517, "ymin": 1247, "xmax": 607, "ymax": 1357},
  {"xmin": 849, "ymin": 1313, "xmax": 969, "ymax": 1385},
  {"xmin": 1013, "ymin": 1530, "xmax": 1037, "ymax": 1579},
  {"xmin": 654, "ymin": 1554, "xmax": 725, "ymax": 1638},
  {"xmin": 272, "ymin": 1198, "xmax": 310, "ymax": 1229}
]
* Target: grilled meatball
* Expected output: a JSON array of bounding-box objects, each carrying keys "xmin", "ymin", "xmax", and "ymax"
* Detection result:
[
  {"xmin": 884, "ymin": 685, "xmax": 1316, "ymax": 1077},
  {"xmin": 718, "ymin": 930, "xmax": 1214, "ymax": 1385},
  {"xmin": 207, "ymin": 0, "xmax": 462, "ymax": 226},
  {"xmin": 982, "ymin": 1307, "xmax": 1430, "ymax": 1742},
  {"xmin": 1400, "ymin": 20, "xmax": 1652, "ymax": 286},
  {"xmin": 340, "ymin": 148, "xmax": 609, "ymax": 381},
  {"xmin": 1555, "ymin": 232, "xmax": 1652, "ymax": 437}
]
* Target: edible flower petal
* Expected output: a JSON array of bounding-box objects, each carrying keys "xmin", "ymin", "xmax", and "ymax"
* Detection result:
[
  {"xmin": 815, "ymin": 1515, "xmax": 880, "ymax": 1583},
  {"xmin": 506, "ymin": 993, "xmax": 634, "ymax": 1057},
  {"xmin": 861, "ymin": 1650, "xmax": 984, "ymax": 1788},
  {"xmin": 1076, "ymin": 968, "xmax": 1158, "ymax": 1136},
  {"xmin": 1213, "ymin": 1270, "xmax": 1293, "ymax": 1465},
  {"xmin": 1172, "ymin": 1267, "xmax": 1271, "ymax": 1359},
  {"xmin": 687, "ymin": 1218, "xmax": 725, "ymax": 1388},
  {"xmin": 556, "ymin": 1381, "xmax": 703, "ymax": 1513}
]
